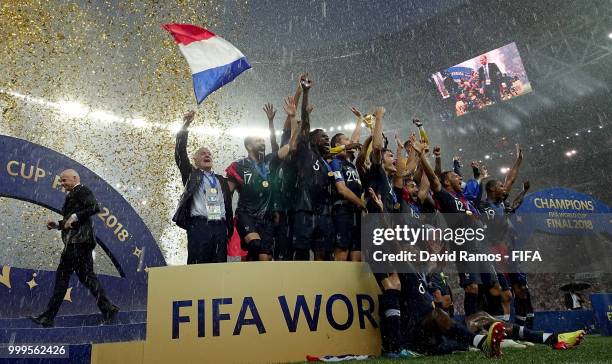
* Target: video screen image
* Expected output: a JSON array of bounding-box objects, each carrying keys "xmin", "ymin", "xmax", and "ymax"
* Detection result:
[{"xmin": 431, "ymin": 42, "xmax": 532, "ymax": 116}]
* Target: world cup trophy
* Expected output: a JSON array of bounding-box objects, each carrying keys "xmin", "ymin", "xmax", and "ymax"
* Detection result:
[{"xmin": 363, "ymin": 113, "xmax": 376, "ymax": 131}]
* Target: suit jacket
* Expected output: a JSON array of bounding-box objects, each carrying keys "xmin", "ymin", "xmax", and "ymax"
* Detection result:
[
  {"xmin": 564, "ymin": 292, "xmax": 584, "ymax": 310},
  {"xmin": 57, "ymin": 184, "xmax": 100, "ymax": 246},
  {"xmin": 478, "ymin": 62, "xmax": 502, "ymax": 87},
  {"xmin": 173, "ymin": 127, "xmax": 233, "ymax": 235},
  {"xmin": 564, "ymin": 292, "xmax": 573, "ymax": 309}
]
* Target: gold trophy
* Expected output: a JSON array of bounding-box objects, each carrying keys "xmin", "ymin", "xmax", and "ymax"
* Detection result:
[{"xmin": 363, "ymin": 114, "xmax": 376, "ymax": 130}]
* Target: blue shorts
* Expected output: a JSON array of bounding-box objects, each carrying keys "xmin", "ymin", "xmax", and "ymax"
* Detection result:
[
  {"xmin": 332, "ymin": 205, "xmax": 361, "ymax": 251},
  {"xmin": 458, "ymin": 272, "xmax": 498, "ymax": 288},
  {"xmin": 235, "ymin": 210, "xmax": 274, "ymax": 255},
  {"xmin": 292, "ymin": 210, "xmax": 334, "ymax": 252},
  {"xmin": 273, "ymin": 210, "xmax": 294, "ymax": 261}
]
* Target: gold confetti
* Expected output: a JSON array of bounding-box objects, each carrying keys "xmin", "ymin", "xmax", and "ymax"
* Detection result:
[
  {"xmin": 63, "ymin": 286, "xmax": 73, "ymax": 302},
  {"xmin": 26, "ymin": 272, "xmax": 38, "ymax": 289},
  {"xmin": 0, "ymin": 1, "xmax": 247, "ymax": 269}
]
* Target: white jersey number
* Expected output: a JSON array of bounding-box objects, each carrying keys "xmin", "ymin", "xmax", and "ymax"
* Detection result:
[
  {"xmin": 345, "ymin": 169, "xmax": 360, "ymax": 183},
  {"xmin": 419, "ymin": 282, "xmax": 426, "ymax": 294}
]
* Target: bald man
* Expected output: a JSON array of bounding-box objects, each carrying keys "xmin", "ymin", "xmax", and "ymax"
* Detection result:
[
  {"xmin": 173, "ymin": 111, "xmax": 233, "ymax": 264},
  {"xmin": 31, "ymin": 169, "xmax": 119, "ymax": 327}
]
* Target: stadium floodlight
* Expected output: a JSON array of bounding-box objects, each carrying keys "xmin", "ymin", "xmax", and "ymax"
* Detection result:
[
  {"xmin": 168, "ymin": 122, "xmax": 183, "ymax": 134},
  {"xmin": 194, "ymin": 125, "xmax": 222, "ymax": 136},
  {"xmin": 229, "ymin": 126, "xmax": 268, "ymax": 138},
  {"xmin": 89, "ymin": 110, "xmax": 124, "ymax": 123},
  {"xmin": 130, "ymin": 118, "xmax": 147, "ymax": 127},
  {"xmin": 57, "ymin": 101, "xmax": 89, "ymax": 118}
]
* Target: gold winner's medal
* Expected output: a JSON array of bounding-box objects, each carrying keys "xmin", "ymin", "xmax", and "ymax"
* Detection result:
[
  {"xmin": 394, "ymin": 203, "xmax": 401, "ymax": 210},
  {"xmin": 262, "ymin": 181, "xmax": 269, "ymax": 188},
  {"xmin": 209, "ymin": 188, "xmax": 217, "ymax": 194},
  {"xmin": 466, "ymin": 210, "xmax": 473, "ymax": 216},
  {"xmin": 328, "ymin": 171, "xmax": 334, "ymax": 177}
]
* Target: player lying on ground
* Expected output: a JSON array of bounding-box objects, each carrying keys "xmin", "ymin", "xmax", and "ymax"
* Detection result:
[
  {"xmin": 382, "ymin": 273, "xmax": 585, "ymax": 359},
  {"xmin": 466, "ymin": 310, "xmax": 586, "ymax": 350}
]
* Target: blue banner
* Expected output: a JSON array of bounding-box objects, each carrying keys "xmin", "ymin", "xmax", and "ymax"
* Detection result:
[
  {"xmin": 511, "ymin": 187, "xmax": 611, "ymax": 250},
  {"xmin": 446, "ymin": 66, "xmax": 474, "ymax": 80},
  {"xmin": 512, "ymin": 187, "xmax": 610, "ymax": 233}
]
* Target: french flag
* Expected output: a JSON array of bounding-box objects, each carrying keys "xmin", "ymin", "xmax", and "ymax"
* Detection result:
[{"xmin": 163, "ymin": 23, "xmax": 251, "ymax": 104}]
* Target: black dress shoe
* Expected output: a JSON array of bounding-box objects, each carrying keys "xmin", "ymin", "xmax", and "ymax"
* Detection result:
[
  {"xmin": 101, "ymin": 306, "xmax": 120, "ymax": 325},
  {"xmin": 30, "ymin": 315, "xmax": 54, "ymax": 328}
]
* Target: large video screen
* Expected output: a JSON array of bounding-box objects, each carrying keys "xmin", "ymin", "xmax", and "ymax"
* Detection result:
[{"xmin": 431, "ymin": 42, "xmax": 532, "ymax": 117}]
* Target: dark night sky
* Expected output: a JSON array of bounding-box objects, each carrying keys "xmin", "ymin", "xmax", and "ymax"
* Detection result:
[
  {"xmin": 222, "ymin": 0, "xmax": 466, "ymax": 52},
  {"xmin": 212, "ymin": 0, "xmax": 612, "ymax": 204}
]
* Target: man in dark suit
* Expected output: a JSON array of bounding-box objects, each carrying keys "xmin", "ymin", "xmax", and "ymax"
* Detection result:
[
  {"xmin": 31, "ymin": 169, "xmax": 119, "ymax": 327},
  {"xmin": 173, "ymin": 111, "xmax": 233, "ymax": 264},
  {"xmin": 477, "ymin": 55, "xmax": 503, "ymax": 103},
  {"xmin": 564, "ymin": 290, "xmax": 585, "ymax": 310}
]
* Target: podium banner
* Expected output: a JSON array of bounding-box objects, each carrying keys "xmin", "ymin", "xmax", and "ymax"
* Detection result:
[
  {"xmin": 591, "ymin": 293, "xmax": 612, "ymax": 336},
  {"xmin": 144, "ymin": 262, "xmax": 382, "ymax": 363}
]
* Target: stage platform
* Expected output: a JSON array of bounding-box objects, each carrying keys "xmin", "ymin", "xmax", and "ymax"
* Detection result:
[{"xmin": 0, "ymin": 262, "xmax": 605, "ymax": 363}]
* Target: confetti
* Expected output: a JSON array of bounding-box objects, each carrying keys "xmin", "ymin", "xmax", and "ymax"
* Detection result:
[{"xmin": 0, "ymin": 1, "xmax": 247, "ymax": 269}]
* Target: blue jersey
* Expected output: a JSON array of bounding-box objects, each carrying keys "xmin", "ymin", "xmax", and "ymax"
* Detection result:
[
  {"xmin": 365, "ymin": 163, "xmax": 398, "ymax": 213},
  {"xmin": 294, "ymin": 136, "xmax": 335, "ymax": 213},
  {"xmin": 479, "ymin": 199, "xmax": 512, "ymax": 243},
  {"xmin": 330, "ymin": 156, "xmax": 363, "ymax": 202},
  {"xmin": 404, "ymin": 198, "xmax": 422, "ymax": 220},
  {"xmin": 427, "ymin": 272, "xmax": 451, "ymax": 296},
  {"xmin": 400, "ymin": 273, "xmax": 435, "ymax": 323}
]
